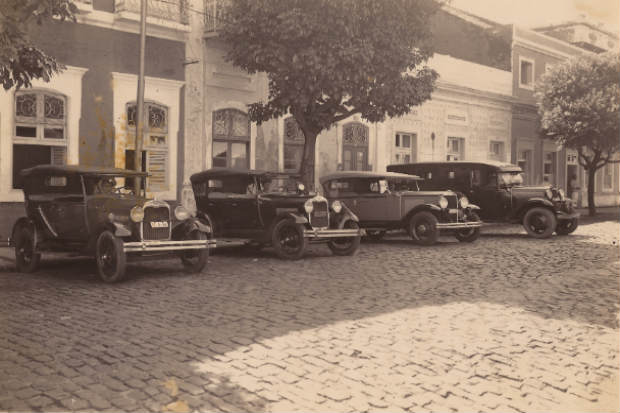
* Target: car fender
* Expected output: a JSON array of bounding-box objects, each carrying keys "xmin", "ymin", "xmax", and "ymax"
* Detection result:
[
  {"xmin": 279, "ymin": 212, "xmax": 308, "ymax": 225},
  {"xmin": 10, "ymin": 217, "xmax": 37, "ymax": 247},
  {"xmin": 333, "ymin": 202, "xmax": 360, "ymax": 228},
  {"xmin": 403, "ymin": 204, "xmax": 441, "ymax": 224},
  {"xmin": 466, "ymin": 204, "xmax": 481, "ymax": 211},
  {"xmin": 112, "ymin": 222, "xmax": 132, "ymax": 237},
  {"xmin": 171, "ymin": 218, "xmax": 212, "ymax": 240},
  {"xmin": 517, "ymin": 198, "xmax": 555, "ymax": 220}
]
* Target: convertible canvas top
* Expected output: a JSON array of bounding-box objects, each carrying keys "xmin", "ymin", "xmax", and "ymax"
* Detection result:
[
  {"xmin": 320, "ymin": 171, "xmax": 422, "ymax": 183},
  {"xmin": 389, "ymin": 161, "xmax": 523, "ymax": 173},
  {"xmin": 20, "ymin": 164, "xmax": 149, "ymax": 177},
  {"xmin": 190, "ymin": 167, "xmax": 284, "ymax": 183}
]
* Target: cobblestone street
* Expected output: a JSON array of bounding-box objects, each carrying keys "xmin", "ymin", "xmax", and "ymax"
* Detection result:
[{"xmin": 1, "ymin": 220, "xmax": 619, "ymax": 412}]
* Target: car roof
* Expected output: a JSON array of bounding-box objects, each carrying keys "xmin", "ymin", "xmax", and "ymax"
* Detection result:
[
  {"xmin": 20, "ymin": 164, "xmax": 149, "ymax": 177},
  {"xmin": 190, "ymin": 167, "xmax": 274, "ymax": 183},
  {"xmin": 389, "ymin": 161, "xmax": 522, "ymax": 173},
  {"xmin": 320, "ymin": 171, "xmax": 422, "ymax": 183}
]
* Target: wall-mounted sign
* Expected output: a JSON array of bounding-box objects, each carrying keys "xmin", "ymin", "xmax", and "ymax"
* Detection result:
[{"xmin": 445, "ymin": 110, "xmax": 468, "ymax": 125}]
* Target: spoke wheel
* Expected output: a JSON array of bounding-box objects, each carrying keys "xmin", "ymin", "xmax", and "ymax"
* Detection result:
[
  {"xmin": 180, "ymin": 230, "xmax": 209, "ymax": 273},
  {"xmin": 14, "ymin": 227, "xmax": 40, "ymax": 273},
  {"xmin": 555, "ymin": 218, "xmax": 578, "ymax": 236},
  {"xmin": 409, "ymin": 211, "xmax": 439, "ymax": 246},
  {"xmin": 95, "ymin": 231, "xmax": 126, "ymax": 283},
  {"xmin": 523, "ymin": 207, "xmax": 556, "ymax": 239},
  {"xmin": 271, "ymin": 219, "xmax": 307, "ymax": 260},
  {"xmin": 328, "ymin": 221, "xmax": 361, "ymax": 256},
  {"xmin": 455, "ymin": 211, "xmax": 481, "ymax": 243}
]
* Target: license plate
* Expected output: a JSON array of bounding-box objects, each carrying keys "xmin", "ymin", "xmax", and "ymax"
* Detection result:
[
  {"xmin": 314, "ymin": 211, "xmax": 327, "ymax": 217},
  {"xmin": 150, "ymin": 221, "xmax": 169, "ymax": 228}
]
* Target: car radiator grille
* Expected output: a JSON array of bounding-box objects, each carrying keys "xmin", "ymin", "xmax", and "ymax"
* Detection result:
[
  {"xmin": 447, "ymin": 195, "xmax": 459, "ymax": 209},
  {"xmin": 310, "ymin": 201, "xmax": 329, "ymax": 228},
  {"xmin": 142, "ymin": 206, "xmax": 170, "ymax": 240}
]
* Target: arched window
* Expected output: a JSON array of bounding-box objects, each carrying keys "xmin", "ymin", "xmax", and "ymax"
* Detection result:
[
  {"xmin": 212, "ymin": 108, "xmax": 250, "ymax": 169},
  {"xmin": 342, "ymin": 122, "xmax": 369, "ymax": 171},
  {"xmin": 13, "ymin": 90, "xmax": 67, "ymax": 188},
  {"xmin": 124, "ymin": 101, "xmax": 169, "ymax": 191},
  {"xmin": 283, "ymin": 116, "xmax": 304, "ymax": 173}
]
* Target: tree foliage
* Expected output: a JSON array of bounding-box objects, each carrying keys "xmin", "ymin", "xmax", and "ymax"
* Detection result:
[
  {"xmin": 536, "ymin": 52, "xmax": 620, "ymax": 215},
  {"xmin": 218, "ymin": 0, "xmax": 440, "ymax": 186},
  {"xmin": 0, "ymin": 0, "xmax": 77, "ymax": 90}
]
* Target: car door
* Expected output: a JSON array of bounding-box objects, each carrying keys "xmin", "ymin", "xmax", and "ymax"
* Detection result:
[
  {"xmin": 219, "ymin": 175, "xmax": 260, "ymax": 236},
  {"xmin": 351, "ymin": 179, "xmax": 392, "ymax": 223},
  {"xmin": 39, "ymin": 174, "xmax": 87, "ymax": 240},
  {"xmin": 468, "ymin": 167, "xmax": 510, "ymax": 221}
]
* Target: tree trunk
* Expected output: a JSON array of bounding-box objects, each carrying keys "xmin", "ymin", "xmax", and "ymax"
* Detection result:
[
  {"xmin": 299, "ymin": 132, "xmax": 318, "ymax": 191},
  {"xmin": 587, "ymin": 167, "xmax": 596, "ymax": 216}
]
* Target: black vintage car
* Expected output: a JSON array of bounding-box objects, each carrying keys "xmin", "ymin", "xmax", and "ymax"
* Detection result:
[
  {"xmin": 190, "ymin": 168, "xmax": 364, "ymax": 259},
  {"xmin": 11, "ymin": 165, "xmax": 212, "ymax": 282},
  {"xmin": 321, "ymin": 171, "xmax": 482, "ymax": 245},
  {"xmin": 388, "ymin": 161, "xmax": 580, "ymax": 238}
]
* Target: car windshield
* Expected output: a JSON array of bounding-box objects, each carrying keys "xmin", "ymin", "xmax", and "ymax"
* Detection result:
[
  {"xmin": 261, "ymin": 176, "xmax": 301, "ymax": 194},
  {"xmin": 389, "ymin": 179, "xmax": 420, "ymax": 191},
  {"xmin": 498, "ymin": 172, "xmax": 524, "ymax": 187},
  {"xmin": 86, "ymin": 175, "xmax": 141, "ymax": 196}
]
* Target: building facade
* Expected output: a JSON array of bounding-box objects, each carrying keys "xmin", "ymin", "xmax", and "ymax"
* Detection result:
[
  {"xmin": 0, "ymin": 0, "xmax": 189, "ymax": 242},
  {"xmin": 510, "ymin": 23, "xmax": 620, "ymax": 207}
]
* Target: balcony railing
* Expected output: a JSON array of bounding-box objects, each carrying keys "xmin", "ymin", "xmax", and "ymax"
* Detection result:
[
  {"xmin": 204, "ymin": 0, "xmax": 229, "ymax": 34},
  {"xmin": 115, "ymin": 0, "xmax": 189, "ymax": 25}
]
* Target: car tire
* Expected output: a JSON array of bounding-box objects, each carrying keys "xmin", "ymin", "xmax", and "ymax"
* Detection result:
[
  {"xmin": 454, "ymin": 211, "xmax": 481, "ymax": 243},
  {"xmin": 95, "ymin": 230, "xmax": 127, "ymax": 283},
  {"xmin": 555, "ymin": 218, "xmax": 579, "ymax": 236},
  {"xmin": 408, "ymin": 211, "xmax": 440, "ymax": 246},
  {"xmin": 328, "ymin": 220, "xmax": 361, "ymax": 256},
  {"xmin": 523, "ymin": 207, "xmax": 557, "ymax": 239},
  {"xmin": 365, "ymin": 230, "xmax": 386, "ymax": 242},
  {"xmin": 271, "ymin": 219, "xmax": 307, "ymax": 260},
  {"xmin": 14, "ymin": 226, "xmax": 41, "ymax": 273},
  {"xmin": 180, "ymin": 230, "xmax": 209, "ymax": 273}
]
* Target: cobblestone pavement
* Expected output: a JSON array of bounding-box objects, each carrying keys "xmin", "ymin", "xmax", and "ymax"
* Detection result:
[{"xmin": 1, "ymin": 221, "xmax": 619, "ymax": 412}]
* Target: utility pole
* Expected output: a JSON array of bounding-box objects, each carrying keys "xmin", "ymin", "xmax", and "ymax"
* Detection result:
[{"xmin": 134, "ymin": 0, "xmax": 147, "ymax": 194}]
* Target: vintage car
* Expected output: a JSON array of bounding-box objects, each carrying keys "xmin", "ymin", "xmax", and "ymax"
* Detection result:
[
  {"xmin": 11, "ymin": 165, "xmax": 212, "ymax": 282},
  {"xmin": 190, "ymin": 168, "xmax": 364, "ymax": 259},
  {"xmin": 320, "ymin": 171, "xmax": 483, "ymax": 245},
  {"xmin": 387, "ymin": 161, "xmax": 580, "ymax": 238}
]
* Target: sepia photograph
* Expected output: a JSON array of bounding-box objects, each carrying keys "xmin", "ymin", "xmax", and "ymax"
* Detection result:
[{"xmin": 0, "ymin": 0, "xmax": 619, "ymax": 411}]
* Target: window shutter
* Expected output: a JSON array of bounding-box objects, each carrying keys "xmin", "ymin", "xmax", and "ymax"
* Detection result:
[
  {"xmin": 146, "ymin": 150, "xmax": 167, "ymax": 191},
  {"xmin": 51, "ymin": 146, "xmax": 66, "ymax": 165}
]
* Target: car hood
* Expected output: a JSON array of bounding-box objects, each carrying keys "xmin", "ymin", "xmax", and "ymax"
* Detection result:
[
  {"xmin": 509, "ymin": 185, "xmax": 551, "ymax": 197},
  {"xmin": 400, "ymin": 190, "xmax": 457, "ymax": 197}
]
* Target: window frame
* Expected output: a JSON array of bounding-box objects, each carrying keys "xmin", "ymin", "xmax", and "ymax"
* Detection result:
[
  {"xmin": 393, "ymin": 132, "xmax": 417, "ymax": 164},
  {"xmin": 125, "ymin": 100, "xmax": 170, "ymax": 192},
  {"xmin": 518, "ymin": 56, "xmax": 535, "ymax": 90},
  {"xmin": 602, "ymin": 163, "xmax": 614, "ymax": 192},
  {"xmin": 283, "ymin": 116, "xmax": 305, "ymax": 173},
  {"xmin": 212, "ymin": 108, "xmax": 250, "ymax": 170},
  {"xmin": 446, "ymin": 137, "xmax": 465, "ymax": 161},
  {"xmin": 488, "ymin": 140, "xmax": 505, "ymax": 161}
]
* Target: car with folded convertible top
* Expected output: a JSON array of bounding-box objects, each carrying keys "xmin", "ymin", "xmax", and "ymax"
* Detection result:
[{"xmin": 11, "ymin": 165, "xmax": 212, "ymax": 282}]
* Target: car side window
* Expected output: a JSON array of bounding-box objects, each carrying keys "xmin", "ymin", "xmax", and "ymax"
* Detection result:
[{"xmin": 328, "ymin": 179, "xmax": 355, "ymax": 197}]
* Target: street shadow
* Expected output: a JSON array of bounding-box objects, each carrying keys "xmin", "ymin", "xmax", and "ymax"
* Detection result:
[{"xmin": 1, "ymin": 222, "xmax": 618, "ymax": 411}]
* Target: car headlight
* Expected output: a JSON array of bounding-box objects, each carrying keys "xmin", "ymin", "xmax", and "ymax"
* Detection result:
[
  {"xmin": 558, "ymin": 189, "xmax": 565, "ymax": 200},
  {"xmin": 459, "ymin": 196, "xmax": 469, "ymax": 208},
  {"xmin": 331, "ymin": 200, "xmax": 343, "ymax": 213},
  {"xmin": 545, "ymin": 188, "xmax": 553, "ymax": 200},
  {"xmin": 130, "ymin": 206, "xmax": 144, "ymax": 223},
  {"xmin": 297, "ymin": 183, "xmax": 305, "ymax": 192},
  {"xmin": 304, "ymin": 199, "xmax": 314, "ymax": 214},
  {"xmin": 174, "ymin": 206, "xmax": 191, "ymax": 221},
  {"xmin": 438, "ymin": 196, "xmax": 449, "ymax": 209},
  {"xmin": 107, "ymin": 212, "xmax": 116, "ymax": 222}
]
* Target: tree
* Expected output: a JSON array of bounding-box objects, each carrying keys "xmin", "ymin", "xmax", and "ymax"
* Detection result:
[
  {"xmin": 0, "ymin": 0, "xmax": 77, "ymax": 90},
  {"xmin": 536, "ymin": 52, "xmax": 620, "ymax": 216},
  {"xmin": 218, "ymin": 0, "xmax": 440, "ymax": 188}
]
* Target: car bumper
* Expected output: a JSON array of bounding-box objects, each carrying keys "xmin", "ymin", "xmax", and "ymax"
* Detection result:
[
  {"xmin": 436, "ymin": 221, "xmax": 482, "ymax": 230},
  {"xmin": 303, "ymin": 228, "xmax": 365, "ymax": 239},
  {"xmin": 123, "ymin": 239, "xmax": 216, "ymax": 253},
  {"xmin": 556, "ymin": 211, "xmax": 580, "ymax": 221}
]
